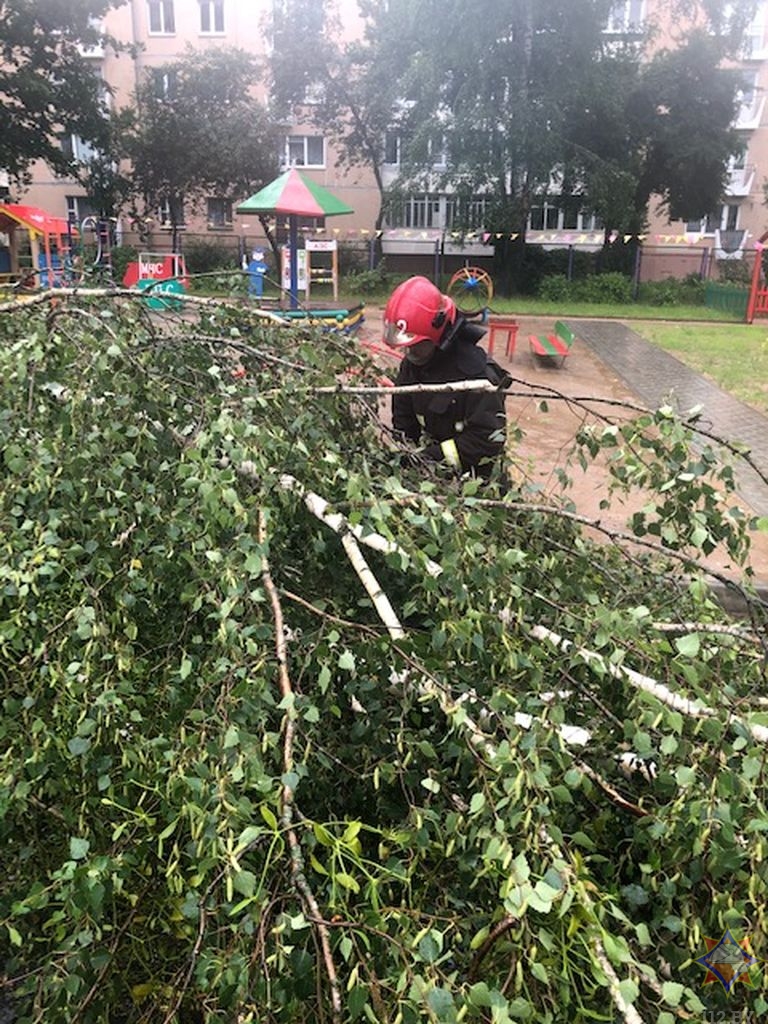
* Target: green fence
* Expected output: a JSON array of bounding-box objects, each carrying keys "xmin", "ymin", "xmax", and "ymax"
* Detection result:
[{"xmin": 705, "ymin": 281, "xmax": 749, "ymax": 319}]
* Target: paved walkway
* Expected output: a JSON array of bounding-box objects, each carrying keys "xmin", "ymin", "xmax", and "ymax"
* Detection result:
[{"xmin": 570, "ymin": 319, "xmax": 768, "ymax": 517}]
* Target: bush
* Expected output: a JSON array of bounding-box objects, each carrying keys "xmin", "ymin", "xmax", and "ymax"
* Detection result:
[
  {"xmin": 579, "ymin": 271, "xmax": 633, "ymax": 303},
  {"xmin": 718, "ymin": 258, "xmax": 752, "ymax": 286},
  {"xmin": 344, "ymin": 260, "xmax": 392, "ymax": 296},
  {"xmin": 638, "ymin": 275, "xmax": 706, "ymax": 307},
  {"xmin": 108, "ymin": 244, "xmax": 137, "ymax": 284},
  {"xmin": 537, "ymin": 273, "xmax": 573, "ymax": 302},
  {"xmin": 183, "ymin": 238, "xmax": 238, "ymax": 275},
  {"xmin": 538, "ymin": 271, "xmax": 633, "ymax": 304}
]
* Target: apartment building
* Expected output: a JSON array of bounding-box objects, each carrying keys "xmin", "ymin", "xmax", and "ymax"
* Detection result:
[{"xmin": 8, "ymin": 0, "xmax": 768, "ymax": 276}]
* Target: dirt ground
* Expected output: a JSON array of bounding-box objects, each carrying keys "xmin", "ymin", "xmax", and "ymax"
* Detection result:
[{"xmin": 356, "ymin": 308, "xmax": 768, "ymax": 578}]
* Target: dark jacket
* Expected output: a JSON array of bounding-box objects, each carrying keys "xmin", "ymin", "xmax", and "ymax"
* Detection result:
[{"xmin": 392, "ymin": 322, "xmax": 507, "ymax": 478}]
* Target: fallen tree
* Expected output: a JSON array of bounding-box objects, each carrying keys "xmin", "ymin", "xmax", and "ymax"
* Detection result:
[{"xmin": 0, "ymin": 293, "xmax": 766, "ymax": 1023}]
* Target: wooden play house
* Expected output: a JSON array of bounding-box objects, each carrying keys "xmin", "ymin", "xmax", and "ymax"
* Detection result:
[{"xmin": 0, "ymin": 203, "xmax": 78, "ymax": 287}]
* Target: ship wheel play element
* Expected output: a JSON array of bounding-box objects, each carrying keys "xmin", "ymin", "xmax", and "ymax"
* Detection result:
[{"xmin": 446, "ymin": 266, "xmax": 494, "ymax": 314}]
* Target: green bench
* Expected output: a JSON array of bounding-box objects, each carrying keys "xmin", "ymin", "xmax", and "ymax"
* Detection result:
[{"xmin": 529, "ymin": 320, "xmax": 576, "ymax": 365}]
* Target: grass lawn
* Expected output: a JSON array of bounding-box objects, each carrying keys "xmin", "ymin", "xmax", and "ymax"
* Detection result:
[{"xmin": 625, "ymin": 320, "xmax": 768, "ymax": 415}]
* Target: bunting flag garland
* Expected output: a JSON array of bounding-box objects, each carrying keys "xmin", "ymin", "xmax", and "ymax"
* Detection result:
[{"xmin": 225, "ymin": 220, "xmax": 713, "ymax": 246}]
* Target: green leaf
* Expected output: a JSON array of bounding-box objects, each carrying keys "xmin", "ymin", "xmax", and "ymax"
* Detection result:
[
  {"xmin": 335, "ymin": 872, "xmax": 360, "ymax": 893},
  {"xmin": 674, "ymin": 634, "xmax": 700, "ymax": 657},
  {"xmin": 338, "ymin": 650, "xmax": 356, "ymax": 671},
  {"xmin": 469, "ymin": 791, "xmax": 486, "ymax": 814},
  {"xmin": 661, "ymin": 981, "xmax": 684, "ymax": 1007},
  {"xmin": 232, "ymin": 870, "xmax": 256, "ymax": 898},
  {"xmin": 260, "ymin": 806, "xmax": 278, "ymax": 830},
  {"xmin": 67, "ymin": 736, "xmax": 90, "ymax": 756},
  {"xmin": 69, "ymin": 837, "xmax": 90, "ymax": 861}
]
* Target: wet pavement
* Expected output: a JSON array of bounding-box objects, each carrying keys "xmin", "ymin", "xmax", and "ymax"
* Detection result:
[{"xmin": 570, "ymin": 319, "xmax": 768, "ymax": 518}]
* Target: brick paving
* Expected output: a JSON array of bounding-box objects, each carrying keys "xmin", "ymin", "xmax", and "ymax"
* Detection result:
[{"xmin": 570, "ymin": 319, "xmax": 768, "ymax": 517}]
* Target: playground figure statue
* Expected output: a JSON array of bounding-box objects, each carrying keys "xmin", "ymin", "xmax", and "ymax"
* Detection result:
[{"xmin": 246, "ymin": 248, "xmax": 268, "ymax": 300}]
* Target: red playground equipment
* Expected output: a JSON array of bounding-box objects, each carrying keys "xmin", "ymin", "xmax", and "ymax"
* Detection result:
[{"xmin": 0, "ymin": 203, "xmax": 78, "ymax": 288}]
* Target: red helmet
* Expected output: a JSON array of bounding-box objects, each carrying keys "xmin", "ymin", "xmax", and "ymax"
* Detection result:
[{"xmin": 382, "ymin": 276, "xmax": 457, "ymax": 349}]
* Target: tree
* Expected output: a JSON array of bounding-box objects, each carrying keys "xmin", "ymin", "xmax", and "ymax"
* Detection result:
[
  {"xmin": 268, "ymin": 0, "xmax": 406, "ymax": 235},
  {"xmin": 0, "ymin": 290, "xmax": 766, "ymax": 1022},
  {"xmin": 287, "ymin": 0, "xmax": 756, "ymax": 292},
  {"xmin": 125, "ymin": 47, "xmax": 280, "ymax": 249},
  {"xmin": 562, "ymin": 22, "xmax": 755, "ymax": 238},
  {"xmin": 0, "ymin": 0, "xmax": 127, "ymax": 186},
  {"xmin": 355, "ymin": 0, "xmax": 618, "ymax": 290}
]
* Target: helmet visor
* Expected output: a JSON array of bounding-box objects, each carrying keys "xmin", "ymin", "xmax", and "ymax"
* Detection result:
[{"xmin": 383, "ymin": 318, "xmax": 424, "ymax": 349}]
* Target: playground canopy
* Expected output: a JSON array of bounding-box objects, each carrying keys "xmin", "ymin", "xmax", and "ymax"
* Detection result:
[
  {"xmin": 236, "ymin": 169, "xmax": 353, "ymax": 308},
  {"xmin": 0, "ymin": 203, "xmax": 77, "ymax": 286}
]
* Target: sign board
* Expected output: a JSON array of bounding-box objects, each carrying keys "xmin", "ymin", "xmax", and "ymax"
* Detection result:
[
  {"xmin": 281, "ymin": 247, "xmax": 307, "ymax": 292},
  {"xmin": 306, "ymin": 239, "xmax": 337, "ymax": 252}
]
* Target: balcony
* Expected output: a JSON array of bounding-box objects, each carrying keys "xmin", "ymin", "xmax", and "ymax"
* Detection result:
[
  {"xmin": 77, "ymin": 19, "xmax": 104, "ymax": 58},
  {"xmin": 725, "ymin": 163, "xmax": 756, "ymax": 197},
  {"xmin": 734, "ymin": 95, "xmax": 765, "ymax": 131}
]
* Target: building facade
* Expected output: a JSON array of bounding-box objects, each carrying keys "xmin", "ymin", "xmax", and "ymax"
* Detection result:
[{"xmin": 6, "ymin": 0, "xmax": 768, "ymax": 278}]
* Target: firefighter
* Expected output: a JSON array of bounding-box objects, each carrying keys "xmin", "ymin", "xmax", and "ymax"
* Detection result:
[{"xmin": 382, "ymin": 276, "xmax": 507, "ymax": 481}]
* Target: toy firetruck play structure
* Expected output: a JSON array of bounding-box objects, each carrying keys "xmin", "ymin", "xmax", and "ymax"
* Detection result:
[{"xmin": 123, "ymin": 251, "xmax": 188, "ymax": 309}]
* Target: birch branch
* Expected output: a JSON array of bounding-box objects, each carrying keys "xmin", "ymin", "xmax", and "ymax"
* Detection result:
[
  {"xmin": 257, "ymin": 510, "xmax": 342, "ymax": 1023},
  {"xmin": 0, "ymin": 287, "xmax": 290, "ymax": 321},
  {"xmin": 531, "ymin": 624, "xmax": 768, "ymax": 745},
  {"xmin": 276, "ymin": 472, "xmax": 443, "ymax": 578}
]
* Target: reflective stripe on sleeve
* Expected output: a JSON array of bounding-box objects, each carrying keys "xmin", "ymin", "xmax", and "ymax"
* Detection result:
[{"xmin": 441, "ymin": 438, "xmax": 461, "ymax": 468}]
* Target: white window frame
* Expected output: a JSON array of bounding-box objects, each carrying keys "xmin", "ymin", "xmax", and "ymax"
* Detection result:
[
  {"xmin": 283, "ymin": 135, "xmax": 325, "ymax": 168},
  {"xmin": 61, "ymin": 134, "xmax": 99, "ymax": 165},
  {"xmin": 152, "ymin": 69, "xmax": 178, "ymax": 100},
  {"xmin": 199, "ymin": 0, "xmax": 225, "ymax": 34},
  {"xmin": 384, "ymin": 131, "xmax": 401, "ymax": 166},
  {"xmin": 148, "ymin": 0, "xmax": 175, "ymax": 35},
  {"xmin": 66, "ymin": 196, "xmax": 98, "ymax": 225},
  {"xmin": 605, "ymin": 0, "xmax": 644, "ymax": 33},
  {"xmin": 156, "ymin": 198, "xmax": 186, "ymax": 228},
  {"xmin": 689, "ymin": 204, "xmax": 740, "ymax": 234},
  {"xmin": 527, "ymin": 202, "xmax": 602, "ymax": 233}
]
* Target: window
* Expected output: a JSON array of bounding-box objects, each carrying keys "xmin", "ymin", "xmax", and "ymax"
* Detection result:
[
  {"xmin": 384, "ymin": 131, "xmax": 401, "ymax": 165},
  {"xmin": 199, "ymin": 0, "xmax": 224, "ymax": 33},
  {"xmin": 387, "ymin": 194, "xmax": 442, "ymax": 230},
  {"xmin": 66, "ymin": 196, "xmax": 98, "ymax": 225},
  {"xmin": 690, "ymin": 205, "xmax": 740, "ymax": 233},
  {"xmin": 605, "ymin": 0, "xmax": 644, "ymax": 33},
  {"xmin": 284, "ymin": 135, "xmax": 324, "ymax": 167},
  {"xmin": 207, "ymin": 197, "xmax": 232, "ymax": 228},
  {"xmin": 528, "ymin": 202, "xmax": 561, "ymax": 231},
  {"xmin": 152, "ymin": 69, "xmax": 178, "ymax": 100},
  {"xmin": 148, "ymin": 0, "xmax": 175, "ymax": 34},
  {"xmin": 526, "ymin": 202, "xmax": 602, "ymax": 233},
  {"xmin": 445, "ymin": 195, "xmax": 488, "ymax": 231},
  {"xmin": 735, "ymin": 70, "xmax": 759, "ymax": 117},
  {"xmin": 157, "ymin": 197, "xmax": 185, "ymax": 227},
  {"xmin": 61, "ymin": 134, "xmax": 99, "ymax": 165},
  {"xmin": 428, "ymin": 134, "xmax": 448, "ymax": 169}
]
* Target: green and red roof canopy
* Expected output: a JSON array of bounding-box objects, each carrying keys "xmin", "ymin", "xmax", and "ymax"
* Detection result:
[{"xmin": 237, "ymin": 168, "xmax": 353, "ymax": 307}]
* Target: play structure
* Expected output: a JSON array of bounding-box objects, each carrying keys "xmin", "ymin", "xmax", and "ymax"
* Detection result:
[
  {"xmin": 278, "ymin": 238, "xmax": 340, "ymax": 302},
  {"xmin": 746, "ymin": 233, "xmax": 768, "ymax": 322},
  {"xmin": 446, "ymin": 265, "xmax": 494, "ymax": 314},
  {"xmin": 0, "ymin": 203, "xmax": 78, "ymax": 287},
  {"xmin": 237, "ymin": 168, "xmax": 353, "ymax": 310},
  {"xmin": 277, "ymin": 304, "xmax": 365, "ymax": 334},
  {"xmin": 123, "ymin": 251, "xmax": 188, "ymax": 309}
]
